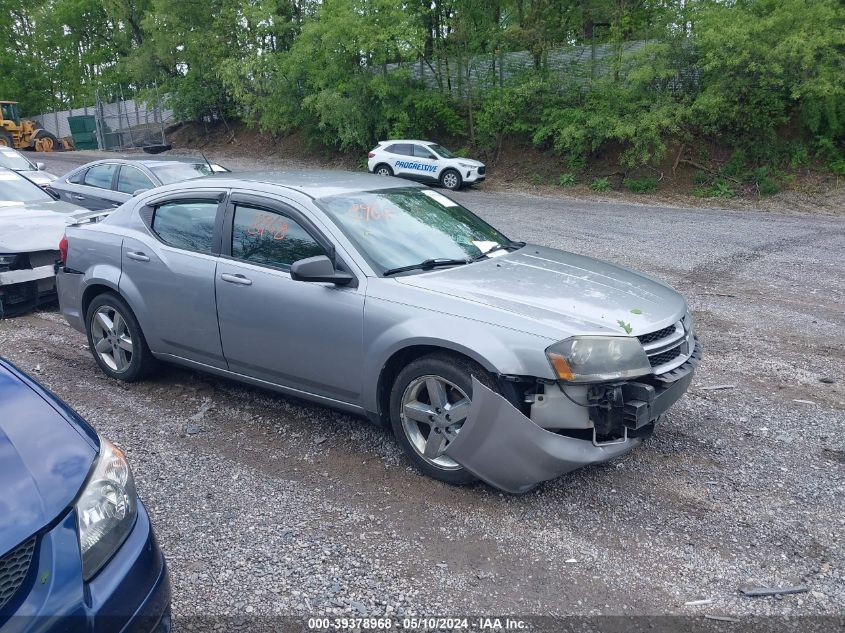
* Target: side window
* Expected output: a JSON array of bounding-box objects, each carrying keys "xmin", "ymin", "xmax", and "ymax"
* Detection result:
[
  {"xmin": 68, "ymin": 168, "xmax": 87, "ymax": 184},
  {"xmin": 151, "ymin": 200, "xmax": 218, "ymax": 253},
  {"xmin": 82, "ymin": 164, "xmax": 117, "ymax": 189},
  {"xmin": 413, "ymin": 145, "xmax": 435, "ymax": 159},
  {"xmin": 385, "ymin": 144, "xmax": 397, "ymax": 154},
  {"xmin": 231, "ymin": 205, "xmax": 326, "ymax": 270},
  {"xmin": 116, "ymin": 166, "xmax": 154, "ymax": 194},
  {"xmin": 395, "ymin": 144, "xmax": 414, "ymax": 156}
]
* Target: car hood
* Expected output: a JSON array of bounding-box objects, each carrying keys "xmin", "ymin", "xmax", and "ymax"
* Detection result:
[
  {"xmin": 0, "ymin": 199, "xmax": 86, "ymax": 253},
  {"xmin": 448, "ymin": 157, "xmax": 484, "ymax": 167},
  {"xmin": 0, "ymin": 360, "xmax": 97, "ymax": 556},
  {"xmin": 16, "ymin": 170, "xmax": 57, "ymax": 185},
  {"xmin": 396, "ymin": 244, "xmax": 687, "ymax": 338}
]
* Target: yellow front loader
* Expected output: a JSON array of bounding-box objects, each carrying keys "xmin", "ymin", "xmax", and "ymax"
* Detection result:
[{"xmin": 0, "ymin": 100, "xmax": 67, "ymax": 151}]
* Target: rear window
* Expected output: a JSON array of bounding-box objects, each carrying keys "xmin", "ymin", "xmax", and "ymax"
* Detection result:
[{"xmin": 151, "ymin": 200, "xmax": 218, "ymax": 253}]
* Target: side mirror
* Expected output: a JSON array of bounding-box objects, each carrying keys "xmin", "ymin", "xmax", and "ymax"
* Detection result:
[
  {"xmin": 290, "ymin": 255, "xmax": 354, "ymax": 285},
  {"xmin": 133, "ymin": 188, "xmax": 151, "ymax": 196},
  {"xmin": 36, "ymin": 162, "xmax": 45, "ymax": 170}
]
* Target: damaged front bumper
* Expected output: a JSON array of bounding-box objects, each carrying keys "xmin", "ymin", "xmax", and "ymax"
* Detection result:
[
  {"xmin": 0, "ymin": 253, "xmax": 59, "ymax": 318},
  {"xmin": 445, "ymin": 342, "xmax": 700, "ymax": 494}
]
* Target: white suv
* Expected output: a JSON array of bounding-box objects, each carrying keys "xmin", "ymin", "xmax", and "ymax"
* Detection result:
[{"xmin": 367, "ymin": 140, "xmax": 486, "ymax": 190}]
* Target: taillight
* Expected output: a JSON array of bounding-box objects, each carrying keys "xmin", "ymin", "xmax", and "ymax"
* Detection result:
[
  {"xmin": 59, "ymin": 234, "xmax": 68, "ymax": 265},
  {"xmin": 368, "ymin": 152, "xmax": 375, "ymax": 158}
]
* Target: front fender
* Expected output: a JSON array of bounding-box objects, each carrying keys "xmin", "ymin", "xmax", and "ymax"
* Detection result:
[{"xmin": 362, "ymin": 299, "xmax": 557, "ymax": 414}]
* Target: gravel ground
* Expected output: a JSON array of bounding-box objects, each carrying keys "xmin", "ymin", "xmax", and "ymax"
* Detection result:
[{"xmin": 2, "ymin": 151, "xmax": 843, "ymax": 627}]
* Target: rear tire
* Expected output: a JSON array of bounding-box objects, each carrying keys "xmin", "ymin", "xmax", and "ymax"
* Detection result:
[
  {"xmin": 374, "ymin": 163, "xmax": 393, "ymax": 177},
  {"xmin": 85, "ymin": 292, "xmax": 155, "ymax": 382},
  {"xmin": 440, "ymin": 169, "xmax": 462, "ymax": 191},
  {"xmin": 389, "ymin": 352, "xmax": 499, "ymax": 485}
]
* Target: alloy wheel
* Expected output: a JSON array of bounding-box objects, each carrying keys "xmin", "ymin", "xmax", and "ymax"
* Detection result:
[
  {"xmin": 400, "ymin": 375, "xmax": 471, "ymax": 470},
  {"xmin": 90, "ymin": 305, "xmax": 134, "ymax": 373},
  {"xmin": 442, "ymin": 172, "xmax": 459, "ymax": 189},
  {"xmin": 376, "ymin": 166, "xmax": 391, "ymax": 176}
]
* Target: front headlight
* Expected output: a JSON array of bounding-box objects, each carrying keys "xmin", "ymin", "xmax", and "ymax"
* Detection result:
[
  {"xmin": 75, "ymin": 437, "xmax": 138, "ymax": 580},
  {"xmin": 0, "ymin": 253, "xmax": 18, "ymax": 267},
  {"xmin": 458, "ymin": 162, "xmax": 476, "ymax": 169},
  {"xmin": 545, "ymin": 336, "xmax": 652, "ymax": 383}
]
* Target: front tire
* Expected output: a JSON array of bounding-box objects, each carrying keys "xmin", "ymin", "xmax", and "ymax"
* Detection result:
[
  {"xmin": 389, "ymin": 352, "xmax": 499, "ymax": 485},
  {"xmin": 440, "ymin": 169, "xmax": 462, "ymax": 191},
  {"xmin": 31, "ymin": 129, "xmax": 61, "ymax": 152},
  {"xmin": 0, "ymin": 131, "xmax": 13, "ymax": 147},
  {"xmin": 374, "ymin": 163, "xmax": 393, "ymax": 177},
  {"xmin": 85, "ymin": 293, "xmax": 155, "ymax": 382}
]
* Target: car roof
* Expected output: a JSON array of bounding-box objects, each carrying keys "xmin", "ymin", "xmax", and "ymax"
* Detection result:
[
  {"xmin": 378, "ymin": 140, "xmax": 434, "ymax": 146},
  {"xmin": 159, "ymin": 169, "xmax": 422, "ymax": 199},
  {"xmin": 70, "ymin": 157, "xmax": 215, "ymax": 170}
]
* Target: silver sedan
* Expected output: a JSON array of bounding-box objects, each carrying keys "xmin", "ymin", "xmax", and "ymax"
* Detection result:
[{"xmin": 56, "ymin": 171, "xmax": 700, "ymax": 493}]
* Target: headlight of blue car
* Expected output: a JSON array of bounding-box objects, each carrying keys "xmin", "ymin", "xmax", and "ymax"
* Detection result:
[
  {"xmin": 75, "ymin": 437, "xmax": 138, "ymax": 580},
  {"xmin": 546, "ymin": 336, "xmax": 652, "ymax": 383}
]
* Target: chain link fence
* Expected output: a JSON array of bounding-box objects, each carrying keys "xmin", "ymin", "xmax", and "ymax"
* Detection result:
[
  {"xmin": 94, "ymin": 88, "xmax": 173, "ymax": 151},
  {"xmin": 28, "ymin": 88, "xmax": 174, "ymax": 151}
]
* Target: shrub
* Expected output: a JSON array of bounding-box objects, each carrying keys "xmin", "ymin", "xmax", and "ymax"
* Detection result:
[
  {"xmin": 590, "ymin": 177, "xmax": 612, "ymax": 192},
  {"xmin": 711, "ymin": 179, "xmax": 735, "ymax": 198},
  {"xmin": 558, "ymin": 173, "xmax": 577, "ymax": 187},
  {"xmin": 624, "ymin": 177, "xmax": 658, "ymax": 193}
]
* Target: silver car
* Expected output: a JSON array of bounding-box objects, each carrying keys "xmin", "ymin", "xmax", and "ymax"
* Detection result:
[
  {"xmin": 50, "ymin": 158, "xmax": 229, "ymax": 211},
  {"xmin": 56, "ymin": 171, "xmax": 700, "ymax": 493}
]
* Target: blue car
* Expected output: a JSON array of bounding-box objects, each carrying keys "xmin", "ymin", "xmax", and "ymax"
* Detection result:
[{"xmin": 0, "ymin": 358, "xmax": 170, "ymax": 632}]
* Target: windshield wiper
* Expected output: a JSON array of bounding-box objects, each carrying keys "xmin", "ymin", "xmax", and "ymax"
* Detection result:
[
  {"xmin": 383, "ymin": 258, "xmax": 469, "ymax": 277},
  {"xmin": 469, "ymin": 240, "xmax": 526, "ymax": 262}
]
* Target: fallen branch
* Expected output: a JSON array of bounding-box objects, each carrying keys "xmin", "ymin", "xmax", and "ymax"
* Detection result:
[
  {"xmin": 679, "ymin": 158, "xmax": 741, "ymax": 184},
  {"xmin": 672, "ymin": 144, "xmax": 685, "ymax": 175}
]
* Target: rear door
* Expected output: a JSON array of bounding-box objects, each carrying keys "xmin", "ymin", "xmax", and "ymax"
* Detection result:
[
  {"xmin": 61, "ymin": 163, "xmax": 121, "ymax": 210},
  {"xmin": 215, "ymin": 193, "xmax": 365, "ymax": 404},
  {"xmin": 388, "ymin": 144, "xmax": 414, "ymax": 178},
  {"xmin": 119, "ymin": 190, "xmax": 228, "ymax": 368}
]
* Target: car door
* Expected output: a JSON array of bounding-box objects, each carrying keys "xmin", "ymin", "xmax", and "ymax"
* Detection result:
[
  {"xmin": 411, "ymin": 144, "xmax": 440, "ymax": 181},
  {"xmin": 115, "ymin": 165, "xmax": 155, "ymax": 200},
  {"xmin": 60, "ymin": 163, "xmax": 120, "ymax": 210},
  {"xmin": 119, "ymin": 190, "xmax": 228, "ymax": 369},
  {"xmin": 215, "ymin": 193, "xmax": 365, "ymax": 404},
  {"xmin": 388, "ymin": 144, "xmax": 414, "ymax": 178}
]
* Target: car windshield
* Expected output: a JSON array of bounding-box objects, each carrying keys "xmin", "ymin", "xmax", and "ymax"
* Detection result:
[
  {"xmin": 0, "ymin": 147, "xmax": 35, "ymax": 171},
  {"xmin": 149, "ymin": 163, "xmax": 226, "ymax": 185},
  {"xmin": 317, "ymin": 187, "xmax": 511, "ymax": 274},
  {"xmin": 0, "ymin": 169, "xmax": 53, "ymax": 202},
  {"xmin": 428, "ymin": 144, "xmax": 457, "ymax": 159}
]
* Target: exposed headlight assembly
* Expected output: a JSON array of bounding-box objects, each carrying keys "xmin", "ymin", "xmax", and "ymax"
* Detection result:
[
  {"xmin": 76, "ymin": 437, "xmax": 138, "ymax": 580},
  {"xmin": 546, "ymin": 336, "xmax": 652, "ymax": 383}
]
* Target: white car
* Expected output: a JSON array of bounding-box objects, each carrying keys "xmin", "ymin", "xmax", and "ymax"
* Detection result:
[
  {"xmin": 0, "ymin": 168, "xmax": 94, "ymax": 317},
  {"xmin": 367, "ymin": 140, "xmax": 486, "ymax": 190},
  {"xmin": 0, "ymin": 146, "xmax": 58, "ymax": 187}
]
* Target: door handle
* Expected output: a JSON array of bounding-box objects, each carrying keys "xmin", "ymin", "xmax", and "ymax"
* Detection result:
[
  {"xmin": 220, "ymin": 273, "xmax": 252, "ymax": 286},
  {"xmin": 126, "ymin": 251, "xmax": 150, "ymax": 262},
  {"xmin": 72, "ymin": 194, "xmax": 85, "ymax": 200}
]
